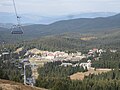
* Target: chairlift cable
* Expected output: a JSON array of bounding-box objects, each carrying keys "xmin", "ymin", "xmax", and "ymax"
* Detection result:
[
  {"xmin": 11, "ymin": 0, "xmax": 23, "ymax": 34},
  {"xmin": 12, "ymin": 0, "xmax": 20, "ymax": 25}
]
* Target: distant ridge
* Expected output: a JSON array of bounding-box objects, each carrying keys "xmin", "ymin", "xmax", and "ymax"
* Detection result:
[
  {"xmin": 0, "ymin": 13, "xmax": 120, "ymax": 43},
  {"xmin": 22, "ymin": 13, "xmax": 120, "ymax": 35}
]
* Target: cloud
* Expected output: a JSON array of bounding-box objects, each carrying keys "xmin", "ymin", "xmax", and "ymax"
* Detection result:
[
  {"xmin": 0, "ymin": 3, "xmax": 12, "ymax": 7},
  {"xmin": 0, "ymin": 0, "xmax": 120, "ymax": 15},
  {"xmin": 0, "ymin": 0, "xmax": 12, "ymax": 7}
]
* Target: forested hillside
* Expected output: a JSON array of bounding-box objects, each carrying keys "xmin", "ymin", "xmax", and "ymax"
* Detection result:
[
  {"xmin": 35, "ymin": 51, "xmax": 120, "ymax": 90},
  {"xmin": 0, "ymin": 13, "xmax": 120, "ymax": 44}
]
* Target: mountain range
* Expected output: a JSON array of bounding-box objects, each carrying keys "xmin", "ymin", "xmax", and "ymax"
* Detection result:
[
  {"xmin": 22, "ymin": 13, "xmax": 120, "ymax": 36},
  {"xmin": 0, "ymin": 13, "xmax": 120, "ymax": 50}
]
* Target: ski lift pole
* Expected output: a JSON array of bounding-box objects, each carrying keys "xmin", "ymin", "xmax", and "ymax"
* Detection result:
[
  {"xmin": 23, "ymin": 63, "xmax": 32, "ymax": 85},
  {"xmin": 24, "ymin": 63, "xmax": 31, "ymax": 85},
  {"xmin": 23, "ymin": 64, "xmax": 26, "ymax": 85}
]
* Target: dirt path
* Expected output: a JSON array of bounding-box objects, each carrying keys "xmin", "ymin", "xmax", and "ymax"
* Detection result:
[{"xmin": 0, "ymin": 79, "xmax": 47, "ymax": 90}]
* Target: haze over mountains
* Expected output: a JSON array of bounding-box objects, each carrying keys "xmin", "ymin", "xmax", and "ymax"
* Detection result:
[{"xmin": 0, "ymin": 12, "xmax": 116, "ymax": 24}]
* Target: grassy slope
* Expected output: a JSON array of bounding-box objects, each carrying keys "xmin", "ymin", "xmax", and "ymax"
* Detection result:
[{"xmin": 0, "ymin": 79, "xmax": 47, "ymax": 90}]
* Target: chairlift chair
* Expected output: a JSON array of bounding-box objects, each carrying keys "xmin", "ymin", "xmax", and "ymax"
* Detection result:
[{"xmin": 11, "ymin": 24, "xmax": 23, "ymax": 34}]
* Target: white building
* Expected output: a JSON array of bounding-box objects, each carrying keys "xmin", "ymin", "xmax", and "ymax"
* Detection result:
[
  {"xmin": 110, "ymin": 49, "xmax": 117, "ymax": 53},
  {"xmin": 80, "ymin": 60, "xmax": 91, "ymax": 70},
  {"xmin": 60, "ymin": 63, "xmax": 72, "ymax": 67},
  {"xmin": 0, "ymin": 54, "xmax": 2, "ymax": 57},
  {"xmin": 45, "ymin": 55, "xmax": 55, "ymax": 60}
]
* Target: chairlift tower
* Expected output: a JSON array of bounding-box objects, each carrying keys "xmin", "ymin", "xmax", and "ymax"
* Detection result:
[{"xmin": 23, "ymin": 63, "xmax": 36, "ymax": 86}]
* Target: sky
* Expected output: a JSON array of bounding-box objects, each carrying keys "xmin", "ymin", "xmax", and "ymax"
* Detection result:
[{"xmin": 0, "ymin": 0, "xmax": 120, "ymax": 16}]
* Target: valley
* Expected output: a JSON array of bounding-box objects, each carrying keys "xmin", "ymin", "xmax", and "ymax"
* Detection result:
[{"xmin": 0, "ymin": 13, "xmax": 120, "ymax": 90}]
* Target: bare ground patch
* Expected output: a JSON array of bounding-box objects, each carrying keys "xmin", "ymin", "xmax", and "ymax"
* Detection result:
[
  {"xmin": 70, "ymin": 68, "xmax": 111, "ymax": 80},
  {"xmin": 0, "ymin": 79, "xmax": 47, "ymax": 90}
]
